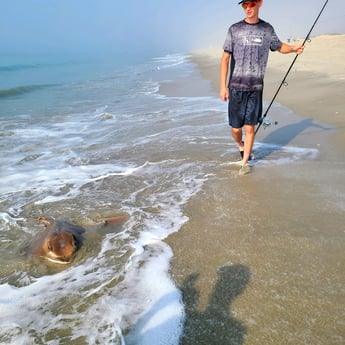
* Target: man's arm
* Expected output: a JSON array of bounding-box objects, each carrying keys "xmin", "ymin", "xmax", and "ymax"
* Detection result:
[
  {"xmin": 220, "ymin": 51, "xmax": 231, "ymax": 101},
  {"xmin": 279, "ymin": 43, "xmax": 304, "ymax": 55}
]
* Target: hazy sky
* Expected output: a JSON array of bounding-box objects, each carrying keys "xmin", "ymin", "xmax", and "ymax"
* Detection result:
[{"xmin": 1, "ymin": 0, "xmax": 344, "ymax": 59}]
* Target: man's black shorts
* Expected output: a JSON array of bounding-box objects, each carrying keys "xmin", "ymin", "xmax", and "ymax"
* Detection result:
[{"xmin": 228, "ymin": 89, "xmax": 263, "ymax": 128}]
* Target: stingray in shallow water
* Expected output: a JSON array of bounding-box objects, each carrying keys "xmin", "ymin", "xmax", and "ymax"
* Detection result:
[{"xmin": 25, "ymin": 215, "xmax": 127, "ymax": 264}]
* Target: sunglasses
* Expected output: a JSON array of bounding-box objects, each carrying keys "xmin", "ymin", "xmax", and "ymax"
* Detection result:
[{"xmin": 242, "ymin": 1, "xmax": 258, "ymax": 9}]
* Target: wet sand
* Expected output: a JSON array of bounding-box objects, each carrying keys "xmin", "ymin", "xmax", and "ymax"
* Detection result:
[{"xmin": 164, "ymin": 35, "xmax": 345, "ymax": 344}]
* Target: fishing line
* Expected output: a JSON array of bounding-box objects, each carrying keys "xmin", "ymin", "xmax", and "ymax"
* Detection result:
[{"xmin": 255, "ymin": 0, "xmax": 329, "ymax": 134}]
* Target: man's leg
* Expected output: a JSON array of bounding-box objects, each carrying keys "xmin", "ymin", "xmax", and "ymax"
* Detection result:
[
  {"xmin": 241, "ymin": 124, "xmax": 255, "ymax": 166},
  {"xmin": 231, "ymin": 127, "xmax": 244, "ymax": 152}
]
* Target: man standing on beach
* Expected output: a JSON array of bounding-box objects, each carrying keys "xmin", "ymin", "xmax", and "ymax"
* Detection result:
[{"xmin": 220, "ymin": 0, "xmax": 304, "ymax": 175}]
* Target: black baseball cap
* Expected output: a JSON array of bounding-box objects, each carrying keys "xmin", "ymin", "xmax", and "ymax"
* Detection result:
[{"xmin": 238, "ymin": 0, "xmax": 258, "ymax": 3}]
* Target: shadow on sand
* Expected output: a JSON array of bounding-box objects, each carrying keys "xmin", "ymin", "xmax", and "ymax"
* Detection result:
[
  {"xmin": 179, "ymin": 264, "xmax": 251, "ymax": 345},
  {"xmin": 255, "ymin": 118, "xmax": 331, "ymax": 160}
]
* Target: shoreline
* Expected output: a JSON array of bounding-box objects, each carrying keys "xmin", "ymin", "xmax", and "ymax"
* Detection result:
[{"xmin": 164, "ymin": 34, "xmax": 345, "ymax": 344}]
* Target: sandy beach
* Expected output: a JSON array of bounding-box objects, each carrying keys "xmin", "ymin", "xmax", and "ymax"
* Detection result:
[{"xmin": 164, "ymin": 34, "xmax": 345, "ymax": 344}]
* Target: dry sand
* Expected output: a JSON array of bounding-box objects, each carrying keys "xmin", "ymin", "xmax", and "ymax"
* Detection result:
[{"xmin": 165, "ymin": 34, "xmax": 345, "ymax": 344}]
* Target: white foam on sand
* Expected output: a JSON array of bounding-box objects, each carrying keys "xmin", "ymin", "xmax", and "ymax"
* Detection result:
[
  {"xmin": 0, "ymin": 158, "xmax": 207, "ymax": 345},
  {"xmin": 119, "ymin": 242, "xmax": 185, "ymax": 345}
]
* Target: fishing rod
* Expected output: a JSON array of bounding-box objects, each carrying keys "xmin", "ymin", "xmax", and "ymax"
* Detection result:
[{"xmin": 255, "ymin": 0, "xmax": 329, "ymax": 134}]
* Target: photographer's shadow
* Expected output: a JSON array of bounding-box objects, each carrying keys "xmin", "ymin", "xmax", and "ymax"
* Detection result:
[{"xmin": 180, "ymin": 264, "xmax": 251, "ymax": 345}]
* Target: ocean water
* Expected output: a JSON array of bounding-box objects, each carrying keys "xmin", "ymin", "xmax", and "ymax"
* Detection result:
[{"xmin": 0, "ymin": 53, "xmax": 325, "ymax": 344}]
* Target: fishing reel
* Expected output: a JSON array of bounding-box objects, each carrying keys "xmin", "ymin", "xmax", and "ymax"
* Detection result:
[
  {"xmin": 262, "ymin": 118, "xmax": 278, "ymax": 129},
  {"xmin": 256, "ymin": 116, "xmax": 278, "ymax": 134}
]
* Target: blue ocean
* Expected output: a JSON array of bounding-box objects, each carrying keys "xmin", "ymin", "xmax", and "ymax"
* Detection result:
[{"xmin": 0, "ymin": 53, "xmax": 325, "ymax": 344}]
